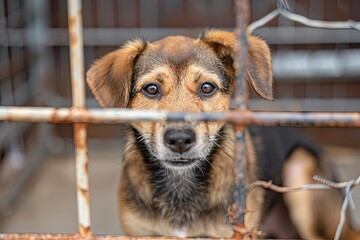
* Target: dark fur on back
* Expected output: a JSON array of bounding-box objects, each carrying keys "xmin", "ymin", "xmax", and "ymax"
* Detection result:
[
  {"xmin": 249, "ymin": 127, "xmax": 321, "ymax": 218},
  {"xmin": 250, "ymin": 127, "xmax": 321, "ymax": 184}
]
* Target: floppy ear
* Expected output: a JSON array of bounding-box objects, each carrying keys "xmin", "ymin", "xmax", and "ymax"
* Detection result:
[
  {"xmin": 200, "ymin": 30, "xmax": 273, "ymax": 100},
  {"xmin": 86, "ymin": 39, "xmax": 147, "ymax": 108},
  {"xmin": 247, "ymin": 36, "xmax": 273, "ymax": 100}
]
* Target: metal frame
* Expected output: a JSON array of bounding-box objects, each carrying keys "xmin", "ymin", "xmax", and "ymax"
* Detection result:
[
  {"xmin": 0, "ymin": 0, "xmax": 360, "ymax": 239},
  {"xmin": 67, "ymin": 0, "xmax": 90, "ymax": 236}
]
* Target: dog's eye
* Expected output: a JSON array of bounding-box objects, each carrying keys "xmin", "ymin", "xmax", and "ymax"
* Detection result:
[
  {"xmin": 142, "ymin": 83, "xmax": 160, "ymax": 98},
  {"xmin": 200, "ymin": 82, "xmax": 217, "ymax": 97}
]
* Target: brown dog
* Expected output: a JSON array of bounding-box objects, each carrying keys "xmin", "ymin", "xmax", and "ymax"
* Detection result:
[{"xmin": 86, "ymin": 30, "xmax": 359, "ymax": 239}]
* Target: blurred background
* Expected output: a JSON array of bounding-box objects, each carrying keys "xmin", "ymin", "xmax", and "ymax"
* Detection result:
[{"xmin": 0, "ymin": 0, "xmax": 359, "ymax": 235}]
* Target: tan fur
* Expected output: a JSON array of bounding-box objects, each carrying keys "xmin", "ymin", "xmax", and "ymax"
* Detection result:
[
  {"xmin": 201, "ymin": 30, "xmax": 273, "ymax": 100},
  {"xmin": 118, "ymin": 124, "xmax": 235, "ymax": 237},
  {"xmin": 246, "ymin": 36, "xmax": 273, "ymax": 100},
  {"xmin": 86, "ymin": 39, "xmax": 147, "ymax": 108},
  {"xmin": 283, "ymin": 148, "xmax": 324, "ymax": 239},
  {"xmin": 245, "ymin": 131, "xmax": 266, "ymax": 230},
  {"xmin": 86, "ymin": 30, "xmax": 273, "ymax": 237}
]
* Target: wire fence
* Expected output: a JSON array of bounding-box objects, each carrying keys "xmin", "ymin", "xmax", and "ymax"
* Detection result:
[
  {"xmin": 0, "ymin": 0, "xmax": 360, "ymax": 239},
  {"xmin": 248, "ymin": 176, "xmax": 360, "ymax": 240},
  {"xmin": 247, "ymin": 0, "xmax": 360, "ymax": 35}
]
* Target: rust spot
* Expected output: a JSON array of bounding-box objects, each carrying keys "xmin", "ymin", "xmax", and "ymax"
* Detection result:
[
  {"xmin": 79, "ymin": 224, "xmax": 93, "ymax": 237},
  {"xmin": 234, "ymin": 124, "xmax": 245, "ymax": 132},
  {"xmin": 69, "ymin": 16, "xmax": 79, "ymax": 46},
  {"xmin": 78, "ymin": 187, "xmax": 90, "ymax": 208},
  {"xmin": 231, "ymin": 224, "xmax": 260, "ymax": 240},
  {"xmin": 84, "ymin": 161, "xmax": 89, "ymax": 175},
  {"xmin": 225, "ymin": 109, "xmax": 251, "ymax": 127},
  {"xmin": 69, "ymin": 16, "xmax": 76, "ymax": 28},
  {"xmin": 227, "ymin": 203, "xmax": 238, "ymax": 224},
  {"xmin": 49, "ymin": 108, "xmax": 65, "ymax": 123},
  {"xmin": 69, "ymin": 36, "xmax": 78, "ymax": 48},
  {"xmin": 79, "ymin": 187, "xmax": 89, "ymax": 201},
  {"xmin": 5, "ymin": 115, "xmax": 13, "ymax": 121},
  {"xmin": 74, "ymin": 122, "xmax": 87, "ymax": 149},
  {"xmin": 81, "ymin": 108, "xmax": 91, "ymax": 123}
]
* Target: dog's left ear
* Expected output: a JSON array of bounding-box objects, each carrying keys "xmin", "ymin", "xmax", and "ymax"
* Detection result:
[
  {"xmin": 86, "ymin": 39, "xmax": 147, "ymax": 108},
  {"xmin": 200, "ymin": 30, "xmax": 273, "ymax": 100}
]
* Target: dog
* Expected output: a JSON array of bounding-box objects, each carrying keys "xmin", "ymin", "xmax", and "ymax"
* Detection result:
[{"xmin": 86, "ymin": 30, "xmax": 359, "ymax": 239}]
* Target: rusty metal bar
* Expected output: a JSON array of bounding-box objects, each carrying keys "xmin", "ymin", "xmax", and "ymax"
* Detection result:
[
  {"xmin": 0, "ymin": 233, "xmax": 215, "ymax": 240},
  {"xmin": 67, "ymin": 0, "xmax": 91, "ymax": 236},
  {"xmin": 227, "ymin": 0, "xmax": 250, "ymax": 237},
  {"xmin": 233, "ymin": 0, "xmax": 249, "ymax": 110},
  {"xmin": 1, "ymin": 107, "xmax": 360, "ymax": 127},
  {"xmin": 68, "ymin": 0, "xmax": 85, "ymax": 107}
]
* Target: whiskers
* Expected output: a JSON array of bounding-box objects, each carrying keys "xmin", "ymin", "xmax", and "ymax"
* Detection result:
[
  {"xmin": 194, "ymin": 161, "xmax": 205, "ymax": 177},
  {"xmin": 165, "ymin": 164, "xmax": 198, "ymax": 191},
  {"xmin": 211, "ymin": 132, "xmax": 235, "ymax": 161},
  {"xmin": 136, "ymin": 132, "xmax": 152, "ymax": 146}
]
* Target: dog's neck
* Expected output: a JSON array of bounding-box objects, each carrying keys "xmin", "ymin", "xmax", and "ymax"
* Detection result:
[{"xmin": 148, "ymin": 155, "xmax": 212, "ymax": 227}]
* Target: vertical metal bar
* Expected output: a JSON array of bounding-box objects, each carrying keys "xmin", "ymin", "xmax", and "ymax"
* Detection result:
[
  {"xmin": 234, "ymin": 0, "xmax": 249, "ymax": 110},
  {"xmin": 67, "ymin": 0, "xmax": 91, "ymax": 236},
  {"xmin": 229, "ymin": 0, "xmax": 249, "ymax": 238},
  {"xmin": 68, "ymin": 0, "xmax": 85, "ymax": 107}
]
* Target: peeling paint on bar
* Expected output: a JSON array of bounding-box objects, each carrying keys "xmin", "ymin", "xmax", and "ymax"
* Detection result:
[
  {"xmin": 67, "ymin": 0, "xmax": 91, "ymax": 236},
  {"xmin": 68, "ymin": 0, "xmax": 85, "ymax": 107},
  {"xmin": 74, "ymin": 123, "xmax": 91, "ymax": 236},
  {"xmin": 0, "ymin": 107, "xmax": 360, "ymax": 127}
]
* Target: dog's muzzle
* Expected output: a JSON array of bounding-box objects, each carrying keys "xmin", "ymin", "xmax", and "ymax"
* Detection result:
[{"xmin": 164, "ymin": 128, "xmax": 196, "ymax": 153}]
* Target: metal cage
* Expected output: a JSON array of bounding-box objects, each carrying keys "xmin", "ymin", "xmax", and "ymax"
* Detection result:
[{"xmin": 0, "ymin": 0, "xmax": 359, "ymax": 239}]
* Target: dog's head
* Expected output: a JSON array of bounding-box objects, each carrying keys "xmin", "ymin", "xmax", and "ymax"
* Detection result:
[{"xmin": 87, "ymin": 30, "xmax": 272, "ymax": 170}]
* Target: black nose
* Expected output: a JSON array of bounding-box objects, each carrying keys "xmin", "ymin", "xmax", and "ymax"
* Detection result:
[{"xmin": 164, "ymin": 129, "xmax": 196, "ymax": 153}]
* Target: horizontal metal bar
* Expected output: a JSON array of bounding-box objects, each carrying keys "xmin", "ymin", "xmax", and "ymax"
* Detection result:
[
  {"xmin": 0, "ymin": 28, "xmax": 202, "ymax": 46},
  {"xmin": 1, "ymin": 27, "xmax": 360, "ymax": 47},
  {"xmin": 50, "ymin": 97, "xmax": 360, "ymax": 112},
  {"xmin": 255, "ymin": 27, "xmax": 360, "ymax": 44},
  {"xmin": 250, "ymin": 99, "xmax": 360, "ymax": 112},
  {"xmin": 0, "ymin": 107, "xmax": 359, "ymax": 127},
  {"xmin": 272, "ymin": 49, "xmax": 360, "ymax": 79},
  {"xmin": 0, "ymin": 233, "xmax": 214, "ymax": 240}
]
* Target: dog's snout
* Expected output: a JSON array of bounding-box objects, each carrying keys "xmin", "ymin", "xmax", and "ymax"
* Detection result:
[{"xmin": 164, "ymin": 129, "xmax": 196, "ymax": 153}]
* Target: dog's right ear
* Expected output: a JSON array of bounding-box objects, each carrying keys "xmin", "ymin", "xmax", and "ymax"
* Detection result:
[
  {"xmin": 200, "ymin": 30, "xmax": 273, "ymax": 101},
  {"xmin": 86, "ymin": 39, "xmax": 147, "ymax": 108}
]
